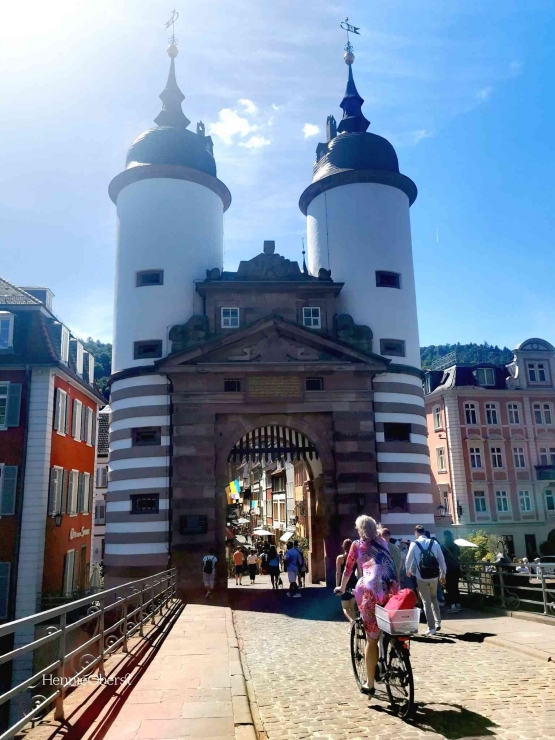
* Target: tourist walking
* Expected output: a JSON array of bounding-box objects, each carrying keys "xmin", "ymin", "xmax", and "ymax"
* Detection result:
[
  {"xmin": 202, "ymin": 547, "xmax": 217, "ymax": 598},
  {"xmin": 233, "ymin": 546, "xmax": 245, "ymax": 586},
  {"xmin": 247, "ymin": 549, "xmax": 258, "ymax": 584},
  {"xmin": 335, "ymin": 538, "xmax": 358, "ymax": 623},
  {"xmin": 293, "ymin": 540, "xmax": 306, "ymax": 587},
  {"xmin": 284, "ymin": 541, "xmax": 302, "ymax": 596},
  {"xmin": 380, "ymin": 527, "xmax": 402, "ymax": 583},
  {"xmin": 405, "ymin": 525, "xmax": 446, "ymax": 635},
  {"xmin": 267, "ymin": 545, "xmax": 281, "ymax": 589},
  {"xmin": 442, "ymin": 530, "xmax": 462, "ymax": 613},
  {"xmin": 334, "ymin": 515, "xmax": 398, "ymax": 694}
]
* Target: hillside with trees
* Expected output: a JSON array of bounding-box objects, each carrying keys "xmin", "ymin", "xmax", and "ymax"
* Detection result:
[
  {"xmin": 82, "ymin": 338, "xmax": 112, "ymax": 392},
  {"xmin": 420, "ymin": 342, "xmax": 513, "ymax": 370}
]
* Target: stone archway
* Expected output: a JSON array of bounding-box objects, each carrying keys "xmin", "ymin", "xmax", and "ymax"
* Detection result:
[{"xmin": 214, "ymin": 415, "xmax": 337, "ymax": 585}]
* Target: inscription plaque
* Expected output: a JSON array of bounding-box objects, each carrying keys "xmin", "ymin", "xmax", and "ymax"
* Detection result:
[{"xmin": 247, "ymin": 375, "xmax": 303, "ymax": 398}]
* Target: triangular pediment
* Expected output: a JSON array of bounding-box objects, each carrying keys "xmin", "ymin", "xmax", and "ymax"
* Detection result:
[{"xmin": 159, "ymin": 315, "xmax": 389, "ymax": 369}]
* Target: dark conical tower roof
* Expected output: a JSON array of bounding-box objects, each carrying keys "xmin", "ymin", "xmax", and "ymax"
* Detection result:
[
  {"xmin": 337, "ymin": 64, "xmax": 370, "ymax": 134},
  {"xmin": 154, "ymin": 53, "xmax": 191, "ymax": 129}
]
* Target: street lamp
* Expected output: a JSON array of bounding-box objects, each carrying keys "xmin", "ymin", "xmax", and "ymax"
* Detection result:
[
  {"xmin": 436, "ymin": 504, "xmax": 447, "ymax": 519},
  {"xmin": 53, "ymin": 513, "xmax": 63, "ymax": 527}
]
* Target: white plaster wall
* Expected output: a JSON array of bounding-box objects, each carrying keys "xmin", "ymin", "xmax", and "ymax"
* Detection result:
[
  {"xmin": 113, "ymin": 178, "xmax": 224, "ymax": 372},
  {"xmin": 306, "ymin": 182, "xmax": 420, "ymax": 367}
]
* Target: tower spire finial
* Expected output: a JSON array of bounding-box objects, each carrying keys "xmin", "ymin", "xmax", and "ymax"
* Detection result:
[
  {"xmin": 337, "ymin": 18, "xmax": 369, "ymax": 134},
  {"xmin": 302, "ymin": 238, "xmax": 308, "ymax": 275},
  {"xmin": 155, "ymin": 10, "xmax": 190, "ymax": 129}
]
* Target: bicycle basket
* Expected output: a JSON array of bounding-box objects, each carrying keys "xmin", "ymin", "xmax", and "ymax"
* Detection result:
[{"xmin": 375, "ymin": 605, "xmax": 421, "ymax": 635}]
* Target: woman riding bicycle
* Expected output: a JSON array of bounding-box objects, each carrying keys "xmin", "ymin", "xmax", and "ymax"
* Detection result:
[{"xmin": 334, "ymin": 515, "xmax": 398, "ymax": 694}]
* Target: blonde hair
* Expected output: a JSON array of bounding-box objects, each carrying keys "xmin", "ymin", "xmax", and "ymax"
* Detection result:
[{"xmin": 355, "ymin": 515, "xmax": 378, "ymax": 542}]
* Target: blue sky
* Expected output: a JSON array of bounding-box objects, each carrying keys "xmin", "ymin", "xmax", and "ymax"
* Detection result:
[{"xmin": 1, "ymin": 0, "xmax": 554, "ymax": 349}]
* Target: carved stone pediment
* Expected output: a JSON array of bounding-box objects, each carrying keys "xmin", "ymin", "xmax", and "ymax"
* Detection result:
[{"xmin": 227, "ymin": 329, "xmax": 320, "ymax": 363}]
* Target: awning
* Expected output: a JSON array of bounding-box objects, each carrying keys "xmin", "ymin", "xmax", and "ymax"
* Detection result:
[
  {"xmin": 280, "ymin": 530, "xmax": 294, "ymax": 543},
  {"xmin": 234, "ymin": 535, "xmax": 247, "ymax": 544}
]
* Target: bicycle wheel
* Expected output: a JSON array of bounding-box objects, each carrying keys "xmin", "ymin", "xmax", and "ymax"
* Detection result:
[
  {"xmin": 350, "ymin": 618, "xmax": 368, "ymax": 692},
  {"xmin": 385, "ymin": 638, "xmax": 414, "ymax": 719}
]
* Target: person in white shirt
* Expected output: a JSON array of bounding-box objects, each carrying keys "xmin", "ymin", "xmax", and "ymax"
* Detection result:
[{"xmin": 405, "ymin": 525, "xmax": 446, "ymax": 635}]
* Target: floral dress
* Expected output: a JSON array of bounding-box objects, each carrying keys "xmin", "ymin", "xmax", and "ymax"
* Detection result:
[{"xmin": 344, "ymin": 537, "xmax": 399, "ymax": 638}]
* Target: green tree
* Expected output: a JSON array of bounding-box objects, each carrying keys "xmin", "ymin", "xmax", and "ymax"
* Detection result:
[
  {"xmin": 82, "ymin": 338, "xmax": 112, "ymax": 393},
  {"xmin": 459, "ymin": 530, "xmax": 500, "ymax": 564}
]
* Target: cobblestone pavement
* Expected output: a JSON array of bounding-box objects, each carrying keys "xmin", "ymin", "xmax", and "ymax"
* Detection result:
[{"xmin": 231, "ymin": 576, "xmax": 555, "ymax": 740}]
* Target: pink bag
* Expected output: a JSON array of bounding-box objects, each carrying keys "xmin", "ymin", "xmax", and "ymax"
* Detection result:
[{"xmin": 385, "ymin": 588, "xmax": 417, "ymax": 613}]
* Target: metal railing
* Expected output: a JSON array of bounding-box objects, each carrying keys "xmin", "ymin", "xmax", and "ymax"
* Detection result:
[
  {"xmin": 0, "ymin": 568, "xmax": 177, "ymax": 740},
  {"xmin": 460, "ymin": 562, "xmax": 555, "ymax": 616}
]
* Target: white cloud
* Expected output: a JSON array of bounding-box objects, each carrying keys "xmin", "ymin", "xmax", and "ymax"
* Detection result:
[
  {"xmin": 208, "ymin": 108, "xmax": 256, "ymax": 145},
  {"xmin": 476, "ymin": 86, "xmax": 493, "ymax": 102},
  {"xmin": 302, "ymin": 123, "xmax": 320, "ymax": 139},
  {"xmin": 411, "ymin": 129, "xmax": 432, "ymax": 144},
  {"xmin": 239, "ymin": 135, "xmax": 271, "ymax": 150},
  {"xmin": 271, "ymin": 104, "xmax": 280, "ymax": 111},
  {"xmin": 239, "ymin": 98, "xmax": 258, "ymax": 115}
]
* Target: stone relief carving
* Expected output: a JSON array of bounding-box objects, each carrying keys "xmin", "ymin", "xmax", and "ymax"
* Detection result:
[
  {"xmin": 169, "ymin": 315, "xmax": 210, "ymax": 353},
  {"xmin": 228, "ymin": 329, "xmax": 320, "ymax": 363},
  {"xmin": 335, "ymin": 314, "xmax": 373, "ymax": 355}
]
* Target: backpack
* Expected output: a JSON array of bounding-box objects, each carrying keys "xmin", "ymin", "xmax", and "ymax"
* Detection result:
[
  {"xmin": 203, "ymin": 556, "xmax": 215, "ymax": 575},
  {"xmin": 415, "ymin": 540, "xmax": 440, "ymax": 579}
]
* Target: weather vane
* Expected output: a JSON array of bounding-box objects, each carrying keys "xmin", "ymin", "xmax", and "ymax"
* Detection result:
[
  {"xmin": 340, "ymin": 17, "xmax": 360, "ymax": 57},
  {"xmin": 165, "ymin": 9, "xmax": 179, "ymax": 46}
]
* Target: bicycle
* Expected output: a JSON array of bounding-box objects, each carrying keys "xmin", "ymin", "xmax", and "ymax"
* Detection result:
[{"xmin": 350, "ymin": 604, "xmax": 417, "ymax": 719}]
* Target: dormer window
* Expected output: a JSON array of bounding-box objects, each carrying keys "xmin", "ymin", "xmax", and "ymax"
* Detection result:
[
  {"xmin": 88, "ymin": 353, "xmax": 95, "ymax": 385},
  {"xmin": 76, "ymin": 341, "xmax": 84, "ymax": 375},
  {"xmin": 221, "ymin": 307, "xmax": 239, "ymax": 328},
  {"xmin": 0, "ymin": 312, "xmax": 14, "ymax": 350},
  {"xmin": 61, "ymin": 327, "xmax": 70, "ymax": 364},
  {"xmin": 527, "ymin": 362, "xmax": 549, "ymax": 384},
  {"xmin": 302, "ymin": 307, "xmax": 321, "ymax": 329},
  {"xmin": 476, "ymin": 367, "xmax": 495, "ymax": 386}
]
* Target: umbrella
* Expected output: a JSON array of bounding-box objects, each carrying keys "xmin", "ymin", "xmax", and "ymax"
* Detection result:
[
  {"xmin": 89, "ymin": 563, "xmax": 102, "ymax": 592},
  {"xmin": 454, "ymin": 538, "xmax": 478, "ymax": 548},
  {"xmin": 237, "ymin": 517, "xmax": 250, "ymax": 524},
  {"xmin": 252, "ymin": 529, "xmax": 272, "ymax": 536}
]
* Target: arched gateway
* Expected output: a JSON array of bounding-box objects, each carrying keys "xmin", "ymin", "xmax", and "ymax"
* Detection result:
[{"xmin": 104, "ymin": 41, "xmax": 434, "ymax": 593}]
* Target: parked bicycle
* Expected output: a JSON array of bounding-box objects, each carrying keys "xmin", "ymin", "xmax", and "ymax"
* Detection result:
[{"xmin": 350, "ymin": 603, "xmax": 418, "ymax": 719}]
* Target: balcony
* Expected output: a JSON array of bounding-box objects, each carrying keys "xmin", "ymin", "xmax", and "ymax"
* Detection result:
[{"xmin": 535, "ymin": 465, "xmax": 555, "ymax": 480}]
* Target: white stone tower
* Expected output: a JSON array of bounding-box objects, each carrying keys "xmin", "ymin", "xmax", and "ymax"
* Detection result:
[
  {"xmin": 300, "ymin": 50, "xmax": 433, "ymax": 536},
  {"xmin": 105, "ymin": 44, "xmax": 230, "ymax": 583}
]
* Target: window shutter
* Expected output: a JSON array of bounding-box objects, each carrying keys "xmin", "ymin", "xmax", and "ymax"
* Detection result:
[
  {"xmin": 77, "ymin": 474, "xmax": 83, "ymax": 512},
  {"xmin": 82, "ymin": 474, "xmax": 91, "ymax": 514},
  {"xmin": 48, "ymin": 468, "xmax": 58, "ymax": 515},
  {"xmin": 64, "ymin": 392, "xmax": 70, "ymax": 434},
  {"xmin": 1, "ymin": 466, "xmax": 17, "ymax": 515},
  {"xmin": 0, "ymin": 563, "xmax": 10, "ymax": 619},
  {"xmin": 53, "ymin": 389, "xmax": 60, "ymax": 431},
  {"xmin": 81, "ymin": 405, "xmax": 87, "ymax": 443},
  {"xmin": 61, "ymin": 470, "xmax": 68, "ymax": 513},
  {"xmin": 6, "ymin": 384, "xmax": 22, "ymax": 427},
  {"xmin": 63, "ymin": 551, "xmax": 76, "ymax": 597}
]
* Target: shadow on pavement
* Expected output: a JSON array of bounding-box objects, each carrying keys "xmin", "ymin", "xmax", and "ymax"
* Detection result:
[
  {"xmin": 445, "ymin": 631, "xmax": 496, "ymax": 643},
  {"xmin": 411, "ymin": 702, "xmax": 498, "ymax": 738},
  {"xmin": 229, "ymin": 583, "xmax": 345, "ymax": 622}
]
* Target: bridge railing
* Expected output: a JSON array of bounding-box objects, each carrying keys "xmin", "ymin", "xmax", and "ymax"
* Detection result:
[
  {"xmin": 459, "ymin": 562, "xmax": 555, "ymax": 616},
  {"xmin": 0, "ymin": 568, "xmax": 178, "ymax": 740}
]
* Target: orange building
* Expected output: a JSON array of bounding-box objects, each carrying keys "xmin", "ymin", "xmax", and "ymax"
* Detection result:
[{"xmin": 0, "ymin": 280, "xmax": 104, "ymax": 623}]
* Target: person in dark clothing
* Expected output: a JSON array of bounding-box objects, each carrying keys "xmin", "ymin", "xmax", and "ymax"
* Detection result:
[
  {"xmin": 442, "ymin": 530, "xmax": 462, "ymax": 613},
  {"xmin": 267, "ymin": 545, "xmax": 281, "ymax": 589},
  {"xmin": 335, "ymin": 538, "xmax": 359, "ymax": 622}
]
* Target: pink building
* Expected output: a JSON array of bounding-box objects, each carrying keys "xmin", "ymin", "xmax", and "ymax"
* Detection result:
[{"xmin": 425, "ymin": 338, "xmax": 555, "ymax": 559}]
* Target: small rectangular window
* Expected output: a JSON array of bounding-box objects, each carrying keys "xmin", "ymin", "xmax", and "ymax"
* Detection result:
[
  {"xmin": 132, "ymin": 427, "xmax": 161, "ymax": 446},
  {"xmin": 0, "ymin": 312, "xmax": 14, "ymax": 350},
  {"xmin": 376, "ymin": 271, "xmax": 401, "ymax": 289},
  {"xmin": 433, "ymin": 406, "xmax": 442, "ymax": 430},
  {"xmin": 383, "ymin": 422, "xmax": 411, "ymax": 442},
  {"xmin": 96, "ymin": 465, "xmax": 108, "ymax": 488},
  {"xmin": 476, "ymin": 367, "xmax": 496, "ymax": 386},
  {"xmin": 224, "ymin": 379, "xmax": 242, "ymax": 392},
  {"xmin": 544, "ymin": 405, "xmax": 553, "ymax": 425},
  {"xmin": 485, "ymin": 403, "xmax": 498, "ymax": 425},
  {"xmin": 61, "ymin": 326, "xmax": 70, "ymax": 364},
  {"xmin": 387, "ymin": 493, "xmax": 408, "ymax": 513},
  {"xmin": 513, "ymin": 447, "xmax": 526, "ymax": 469},
  {"xmin": 507, "ymin": 403, "xmax": 520, "ymax": 425},
  {"xmin": 474, "ymin": 491, "xmax": 487, "ymax": 513},
  {"xmin": 519, "ymin": 490, "xmax": 532, "ymax": 512},
  {"xmin": 491, "ymin": 447, "xmax": 503, "ymax": 469},
  {"xmin": 495, "ymin": 490, "xmax": 509, "ymax": 513},
  {"xmin": 379, "ymin": 338, "xmax": 406, "ymax": 357},
  {"xmin": 302, "ymin": 307, "xmax": 321, "ymax": 328},
  {"xmin": 546, "ymin": 490, "xmax": 555, "ymax": 511},
  {"xmin": 134, "ymin": 340, "xmax": 163, "ymax": 359},
  {"xmin": 136, "ymin": 270, "xmax": 164, "ymax": 287},
  {"xmin": 131, "ymin": 493, "xmax": 160, "ymax": 514},
  {"xmin": 470, "ymin": 447, "xmax": 482, "ymax": 469},
  {"xmin": 464, "ymin": 403, "xmax": 477, "ymax": 425},
  {"xmin": 306, "ymin": 377, "xmax": 324, "ymax": 391},
  {"xmin": 221, "ymin": 307, "xmax": 240, "ymax": 328},
  {"xmin": 528, "ymin": 362, "xmax": 549, "ymax": 384},
  {"xmin": 76, "ymin": 342, "xmax": 84, "ymax": 376},
  {"xmin": 436, "ymin": 447, "xmax": 446, "ymax": 472}
]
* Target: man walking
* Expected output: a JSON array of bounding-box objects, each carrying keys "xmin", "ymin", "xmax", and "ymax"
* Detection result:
[
  {"xmin": 442, "ymin": 530, "xmax": 462, "ymax": 613},
  {"xmin": 292, "ymin": 540, "xmax": 306, "ymax": 587},
  {"xmin": 202, "ymin": 547, "xmax": 217, "ymax": 598},
  {"xmin": 380, "ymin": 527, "xmax": 402, "ymax": 583},
  {"xmin": 405, "ymin": 525, "xmax": 446, "ymax": 635},
  {"xmin": 284, "ymin": 541, "xmax": 302, "ymax": 597},
  {"xmin": 233, "ymin": 546, "xmax": 245, "ymax": 586}
]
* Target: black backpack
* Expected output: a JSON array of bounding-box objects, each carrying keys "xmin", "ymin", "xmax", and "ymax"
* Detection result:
[
  {"xmin": 203, "ymin": 556, "xmax": 215, "ymax": 574},
  {"xmin": 415, "ymin": 540, "xmax": 440, "ymax": 579}
]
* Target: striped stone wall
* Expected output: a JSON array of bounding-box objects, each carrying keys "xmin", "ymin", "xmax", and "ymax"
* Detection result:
[
  {"xmin": 373, "ymin": 371, "xmax": 433, "ymax": 538},
  {"xmin": 105, "ymin": 374, "xmax": 171, "ymax": 583}
]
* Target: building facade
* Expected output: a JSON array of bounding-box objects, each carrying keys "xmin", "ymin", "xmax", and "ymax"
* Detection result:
[
  {"xmin": 0, "ymin": 280, "xmax": 104, "ymax": 623},
  {"xmin": 105, "ymin": 42, "xmax": 433, "ymax": 593},
  {"xmin": 425, "ymin": 338, "xmax": 555, "ymax": 558},
  {"xmin": 92, "ymin": 407, "xmax": 109, "ymax": 565}
]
